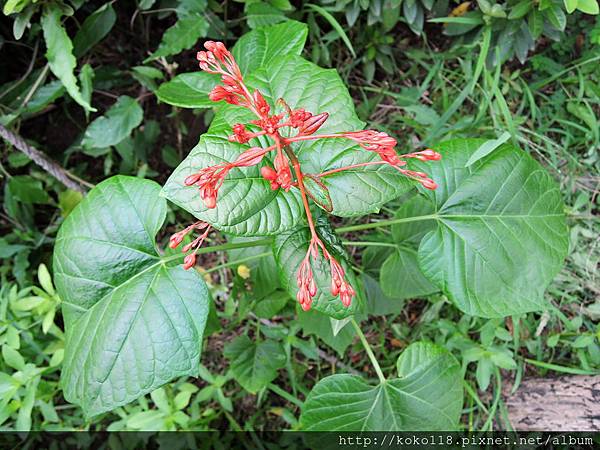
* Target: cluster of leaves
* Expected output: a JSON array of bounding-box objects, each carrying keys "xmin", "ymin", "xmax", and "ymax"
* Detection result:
[{"xmin": 43, "ymin": 21, "xmax": 570, "ymax": 431}]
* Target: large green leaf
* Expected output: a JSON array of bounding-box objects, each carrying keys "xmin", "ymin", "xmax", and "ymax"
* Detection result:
[
  {"xmin": 72, "ymin": 3, "xmax": 117, "ymax": 57},
  {"xmin": 380, "ymin": 249, "xmax": 438, "ymax": 300},
  {"xmin": 53, "ymin": 176, "xmax": 209, "ymax": 417},
  {"xmin": 380, "ymin": 195, "xmax": 438, "ymax": 299},
  {"xmin": 155, "ymin": 72, "xmax": 219, "ymax": 109},
  {"xmin": 41, "ymin": 6, "xmax": 95, "ymax": 112},
  {"xmin": 272, "ymin": 218, "xmax": 361, "ymax": 319},
  {"xmin": 362, "ymin": 273, "xmax": 406, "ymax": 316},
  {"xmin": 156, "ymin": 21, "xmax": 308, "ymax": 108},
  {"xmin": 149, "ymin": 14, "xmax": 209, "ymax": 60},
  {"xmin": 223, "ymin": 335, "xmax": 287, "ymax": 393},
  {"xmin": 300, "ymin": 342, "xmax": 463, "ymax": 430},
  {"xmin": 231, "ymin": 20, "xmax": 307, "ymax": 74},
  {"xmin": 406, "ymin": 139, "xmax": 568, "ymax": 317},
  {"xmin": 82, "ymin": 96, "xmax": 144, "ymax": 149},
  {"xmin": 246, "ymin": 3, "xmax": 287, "ymax": 29},
  {"xmin": 162, "ymin": 55, "xmax": 411, "ymax": 235}
]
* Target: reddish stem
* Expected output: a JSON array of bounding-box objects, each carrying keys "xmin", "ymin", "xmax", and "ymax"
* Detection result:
[
  {"xmin": 317, "ymin": 160, "xmax": 390, "ymax": 178},
  {"xmin": 278, "ymin": 135, "xmax": 319, "ymax": 238},
  {"xmin": 283, "ymin": 134, "xmax": 342, "ymax": 144}
]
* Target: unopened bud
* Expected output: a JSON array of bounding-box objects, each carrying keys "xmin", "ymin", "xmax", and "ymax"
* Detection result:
[
  {"xmin": 183, "ymin": 253, "xmax": 197, "ymax": 270},
  {"xmin": 299, "ymin": 112, "xmax": 329, "ymax": 135}
]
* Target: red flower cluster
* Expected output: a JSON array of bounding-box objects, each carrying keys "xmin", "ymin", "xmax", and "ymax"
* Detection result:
[
  {"xmin": 296, "ymin": 237, "xmax": 355, "ymax": 311},
  {"xmin": 169, "ymin": 221, "xmax": 213, "ymax": 270},
  {"xmin": 171, "ymin": 40, "xmax": 442, "ymax": 312}
]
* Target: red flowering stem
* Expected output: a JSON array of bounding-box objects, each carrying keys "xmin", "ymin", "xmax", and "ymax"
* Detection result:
[
  {"xmin": 317, "ymin": 161, "xmax": 390, "ymax": 178},
  {"xmin": 283, "ymin": 133, "xmax": 342, "ymax": 144},
  {"xmin": 350, "ymin": 318, "xmax": 386, "ymax": 383},
  {"xmin": 280, "ymin": 136, "xmax": 317, "ymax": 237}
]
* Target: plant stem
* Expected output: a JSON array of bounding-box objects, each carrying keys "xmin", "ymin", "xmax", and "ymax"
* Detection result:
[
  {"xmin": 282, "ymin": 137, "xmax": 318, "ymax": 237},
  {"xmin": 269, "ymin": 383, "xmax": 303, "ymax": 408},
  {"xmin": 350, "ymin": 318, "xmax": 386, "ymax": 384},
  {"xmin": 161, "ymin": 238, "xmax": 272, "ymax": 264},
  {"xmin": 342, "ymin": 241, "xmax": 397, "ymax": 248},
  {"xmin": 317, "ymin": 161, "xmax": 389, "ymax": 178},
  {"xmin": 481, "ymin": 368, "xmax": 502, "ymax": 431},
  {"xmin": 204, "ymin": 252, "xmax": 270, "ymax": 273},
  {"xmin": 337, "ymin": 214, "xmax": 438, "ymax": 233},
  {"xmin": 0, "ymin": 124, "xmax": 89, "ymax": 193}
]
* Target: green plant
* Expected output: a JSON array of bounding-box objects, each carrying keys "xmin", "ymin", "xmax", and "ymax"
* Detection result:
[
  {"xmin": 49, "ymin": 22, "xmax": 570, "ymax": 430},
  {"xmin": 433, "ymin": 0, "xmax": 599, "ymax": 65}
]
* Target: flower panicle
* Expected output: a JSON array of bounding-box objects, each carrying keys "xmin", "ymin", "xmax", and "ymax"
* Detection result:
[
  {"xmin": 169, "ymin": 221, "xmax": 213, "ymax": 271},
  {"xmin": 296, "ymin": 237, "xmax": 356, "ymax": 311},
  {"xmin": 184, "ymin": 41, "xmax": 442, "ymax": 314},
  {"xmin": 338, "ymin": 130, "xmax": 441, "ymax": 190},
  {"xmin": 184, "ymin": 146, "xmax": 273, "ymax": 209}
]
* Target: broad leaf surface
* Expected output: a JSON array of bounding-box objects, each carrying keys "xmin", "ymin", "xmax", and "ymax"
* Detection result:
[
  {"xmin": 408, "ymin": 139, "xmax": 569, "ymax": 317},
  {"xmin": 381, "ymin": 195, "xmax": 438, "ymax": 299},
  {"xmin": 53, "ymin": 176, "xmax": 209, "ymax": 417},
  {"xmin": 163, "ymin": 55, "xmax": 411, "ymax": 235},
  {"xmin": 41, "ymin": 6, "xmax": 95, "ymax": 112},
  {"xmin": 156, "ymin": 21, "xmax": 308, "ymax": 108},
  {"xmin": 300, "ymin": 342, "xmax": 463, "ymax": 430},
  {"xmin": 223, "ymin": 335, "xmax": 286, "ymax": 393},
  {"xmin": 72, "ymin": 3, "xmax": 117, "ymax": 57},
  {"xmin": 149, "ymin": 14, "xmax": 209, "ymax": 60},
  {"xmin": 236, "ymin": 55, "xmax": 412, "ymax": 218},
  {"xmin": 82, "ymin": 96, "xmax": 143, "ymax": 149},
  {"xmin": 362, "ymin": 273, "xmax": 406, "ymax": 316},
  {"xmin": 246, "ymin": 3, "xmax": 287, "ymax": 29},
  {"xmin": 380, "ymin": 249, "xmax": 438, "ymax": 300},
  {"xmin": 272, "ymin": 218, "xmax": 361, "ymax": 319}
]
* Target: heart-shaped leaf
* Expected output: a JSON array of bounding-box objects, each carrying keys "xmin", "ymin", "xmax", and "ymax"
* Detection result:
[
  {"xmin": 272, "ymin": 218, "xmax": 361, "ymax": 319},
  {"xmin": 53, "ymin": 176, "xmax": 209, "ymax": 417},
  {"xmin": 404, "ymin": 139, "xmax": 568, "ymax": 317},
  {"xmin": 156, "ymin": 21, "xmax": 308, "ymax": 108},
  {"xmin": 244, "ymin": 55, "xmax": 413, "ymax": 218},
  {"xmin": 300, "ymin": 342, "xmax": 463, "ymax": 430},
  {"xmin": 224, "ymin": 335, "xmax": 287, "ymax": 393}
]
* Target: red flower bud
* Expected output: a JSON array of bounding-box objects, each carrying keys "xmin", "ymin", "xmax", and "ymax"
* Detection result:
[
  {"xmin": 184, "ymin": 173, "xmax": 201, "ymax": 186},
  {"xmin": 235, "ymin": 147, "xmax": 267, "ymax": 167},
  {"xmin": 299, "ymin": 112, "xmax": 329, "ymax": 135},
  {"xmin": 261, "ymin": 166, "xmax": 277, "ymax": 182},
  {"xmin": 169, "ymin": 233, "xmax": 183, "ymax": 249},
  {"xmin": 183, "ymin": 253, "xmax": 196, "ymax": 270},
  {"xmin": 422, "ymin": 149, "xmax": 442, "ymax": 160},
  {"xmin": 421, "ymin": 178, "xmax": 438, "ymax": 190},
  {"xmin": 209, "ymin": 85, "xmax": 240, "ymax": 105},
  {"xmin": 253, "ymin": 90, "xmax": 270, "ymax": 117},
  {"xmin": 204, "ymin": 195, "xmax": 217, "ymax": 209}
]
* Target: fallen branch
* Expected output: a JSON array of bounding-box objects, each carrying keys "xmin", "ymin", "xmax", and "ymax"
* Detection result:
[{"xmin": 0, "ymin": 124, "xmax": 90, "ymax": 194}]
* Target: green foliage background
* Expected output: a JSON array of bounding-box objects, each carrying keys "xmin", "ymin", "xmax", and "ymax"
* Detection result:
[{"xmin": 0, "ymin": 0, "xmax": 599, "ymax": 433}]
